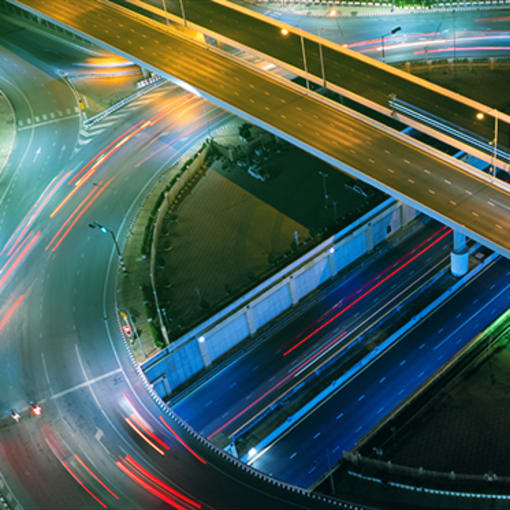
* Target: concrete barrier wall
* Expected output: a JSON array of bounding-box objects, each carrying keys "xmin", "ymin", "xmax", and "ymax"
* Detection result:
[{"xmin": 143, "ymin": 198, "xmax": 415, "ymax": 397}]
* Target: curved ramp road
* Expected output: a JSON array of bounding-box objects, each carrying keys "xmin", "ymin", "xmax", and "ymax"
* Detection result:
[{"xmin": 0, "ymin": 16, "xmax": 353, "ymax": 510}]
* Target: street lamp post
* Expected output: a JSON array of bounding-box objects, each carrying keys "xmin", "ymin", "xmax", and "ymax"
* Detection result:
[
  {"xmin": 318, "ymin": 170, "xmax": 329, "ymax": 204},
  {"xmin": 161, "ymin": 0, "xmax": 169, "ymax": 25},
  {"xmin": 317, "ymin": 27, "xmax": 327, "ymax": 88},
  {"xmin": 381, "ymin": 26, "xmax": 401, "ymax": 64},
  {"xmin": 178, "ymin": 0, "xmax": 187, "ymax": 26},
  {"xmin": 493, "ymin": 113, "xmax": 499, "ymax": 177},
  {"xmin": 89, "ymin": 221, "xmax": 127, "ymax": 273}
]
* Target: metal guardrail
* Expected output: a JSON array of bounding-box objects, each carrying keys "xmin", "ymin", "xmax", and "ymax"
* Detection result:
[
  {"xmin": 0, "ymin": 472, "xmax": 22, "ymax": 510},
  {"xmin": 83, "ymin": 75, "xmax": 166, "ymax": 128}
]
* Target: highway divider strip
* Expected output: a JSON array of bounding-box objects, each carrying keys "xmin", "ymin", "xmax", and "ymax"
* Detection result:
[{"xmin": 243, "ymin": 248, "xmax": 498, "ymax": 465}]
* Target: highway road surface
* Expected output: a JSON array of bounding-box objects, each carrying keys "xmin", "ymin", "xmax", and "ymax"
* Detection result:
[
  {"xmin": 174, "ymin": 221, "xmax": 455, "ymax": 440},
  {"xmin": 9, "ymin": 0, "xmax": 510, "ymax": 261},
  {"xmin": 117, "ymin": 0, "xmax": 508, "ymax": 146},
  {"xmin": 249, "ymin": 255, "xmax": 510, "ymax": 488}
]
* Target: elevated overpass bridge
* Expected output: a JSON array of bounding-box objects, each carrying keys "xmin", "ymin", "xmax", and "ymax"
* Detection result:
[
  {"xmin": 8, "ymin": 0, "xmax": 510, "ymax": 260},
  {"xmin": 111, "ymin": 0, "xmax": 510, "ymax": 173}
]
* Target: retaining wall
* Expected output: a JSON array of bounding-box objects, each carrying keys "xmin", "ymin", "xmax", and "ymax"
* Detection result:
[{"xmin": 143, "ymin": 198, "xmax": 416, "ymax": 398}]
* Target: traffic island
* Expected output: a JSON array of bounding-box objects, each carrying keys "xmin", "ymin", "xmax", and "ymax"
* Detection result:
[{"xmin": 0, "ymin": 90, "xmax": 15, "ymax": 174}]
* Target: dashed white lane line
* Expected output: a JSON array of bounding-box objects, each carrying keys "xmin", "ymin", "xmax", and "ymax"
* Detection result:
[
  {"xmin": 387, "ymin": 168, "xmax": 395, "ymax": 174},
  {"xmin": 41, "ymin": 352, "xmax": 51, "ymax": 387}
]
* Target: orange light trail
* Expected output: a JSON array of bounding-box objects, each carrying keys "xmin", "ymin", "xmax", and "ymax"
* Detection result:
[
  {"xmin": 134, "ymin": 144, "xmax": 170, "ymax": 168},
  {"xmin": 124, "ymin": 455, "xmax": 200, "ymax": 509},
  {"xmin": 0, "ymin": 231, "xmax": 40, "ymax": 290},
  {"xmin": 159, "ymin": 417, "xmax": 207, "ymax": 464},
  {"xmin": 46, "ymin": 185, "xmax": 99, "ymax": 251},
  {"xmin": 61, "ymin": 460, "xmax": 108, "ymax": 509},
  {"xmin": 3, "ymin": 171, "xmax": 71, "ymax": 256},
  {"xmin": 54, "ymin": 113, "xmax": 170, "ymax": 219},
  {"xmin": 74, "ymin": 455, "xmax": 119, "ymax": 500},
  {"xmin": 130, "ymin": 414, "xmax": 171, "ymax": 451},
  {"xmin": 0, "ymin": 231, "xmax": 35, "ymax": 275},
  {"xmin": 51, "ymin": 180, "xmax": 111, "ymax": 252},
  {"xmin": 135, "ymin": 109, "xmax": 227, "ymax": 168},
  {"xmin": 0, "ymin": 294, "xmax": 25, "ymax": 331},
  {"xmin": 116, "ymin": 460, "xmax": 187, "ymax": 510},
  {"xmin": 69, "ymin": 120, "xmax": 145, "ymax": 185},
  {"xmin": 124, "ymin": 417, "xmax": 165, "ymax": 456}
]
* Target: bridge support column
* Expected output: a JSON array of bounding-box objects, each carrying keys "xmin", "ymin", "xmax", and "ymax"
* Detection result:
[
  {"xmin": 197, "ymin": 335, "xmax": 211, "ymax": 368},
  {"xmin": 451, "ymin": 231, "xmax": 468, "ymax": 277},
  {"xmin": 328, "ymin": 249, "xmax": 338, "ymax": 279},
  {"xmin": 289, "ymin": 277, "xmax": 299, "ymax": 306},
  {"xmin": 245, "ymin": 306, "xmax": 257, "ymax": 336}
]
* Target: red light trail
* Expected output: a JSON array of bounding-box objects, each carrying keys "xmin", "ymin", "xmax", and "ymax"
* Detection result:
[
  {"xmin": 116, "ymin": 459, "xmax": 188, "ymax": 510},
  {"xmin": 208, "ymin": 330, "xmax": 347, "ymax": 439},
  {"xmin": 124, "ymin": 455, "xmax": 200, "ymax": 509},
  {"xmin": 61, "ymin": 460, "xmax": 108, "ymax": 509},
  {"xmin": 0, "ymin": 294, "xmax": 25, "ymax": 331},
  {"xmin": 278, "ymin": 225, "xmax": 449, "ymax": 354},
  {"xmin": 282, "ymin": 228, "xmax": 453, "ymax": 357},
  {"xmin": 159, "ymin": 417, "xmax": 207, "ymax": 464}
]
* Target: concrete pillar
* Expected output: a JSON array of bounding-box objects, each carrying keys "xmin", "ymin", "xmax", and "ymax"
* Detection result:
[
  {"xmin": 365, "ymin": 224, "xmax": 374, "ymax": 252},
  {"xmin": 197, "ymin": 335, "xmax": 211, "ymax": 368},
  {"xmin": 451, "ymin": 231, "xmax": 468, "ymax": 277},
  {"xmin": 328, "ymin": 249, "xmax": 338, "ymax": 279},
  {"xmin": 245, "ymin": 306, "xmax": 257, "ymax": 336},
  {"xmin": 289, "ymin": 277, "xmax": 299, "ymax": 305}
]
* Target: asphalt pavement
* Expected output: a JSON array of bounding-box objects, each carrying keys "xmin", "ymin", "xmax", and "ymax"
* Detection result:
[
  {"xmin": 124, "ymin": 0, "xmax": 509, "ymax": 145},
  {"xmin": 249, "ymin": 255, "xmax": 510, "ymax": 488},
  {"xmin": 174, "ymin": 220, "xmax": 454, "ymax": 440},
  {"xmin": 0, "ymin": 14, "xmax": 346, "ymax": 510}
]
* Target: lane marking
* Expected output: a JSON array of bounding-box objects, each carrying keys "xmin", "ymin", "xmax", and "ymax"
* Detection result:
[{"xmin": 51, "ymin": 367, "xmax": 122, "ymax": 400}]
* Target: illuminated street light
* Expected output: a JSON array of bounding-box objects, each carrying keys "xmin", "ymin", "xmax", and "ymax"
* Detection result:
[
  {"xmin": 89, "ymin": 221, "xmax": 128, "ymax": 273},
  {"xmin": 280, "ymin": 28, "xmax": 289, "ymax": 36},
  {"xmin": 476, "ymin": 112, "xmax": 485, "ymax": 120},
  {"xmin": 198, "ymin": 335, "xmax": 205, "ymax": 343},
  {"xmin": 381, "ymin": 26, "xmax": 401, "ymax": 64},
  {"xmin": 328, "ymin": 8, "xmax": 338, "ymax": 17}
]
